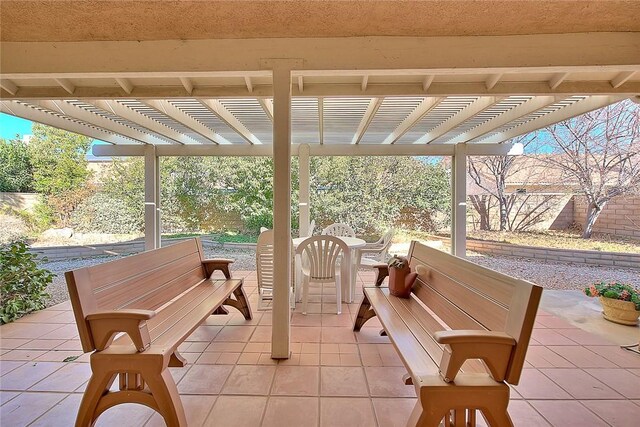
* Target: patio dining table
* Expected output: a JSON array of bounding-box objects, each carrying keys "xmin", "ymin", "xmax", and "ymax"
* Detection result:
[{"xmin": 292, "ymin": 236, "xmax": 366, "ymax": 303}]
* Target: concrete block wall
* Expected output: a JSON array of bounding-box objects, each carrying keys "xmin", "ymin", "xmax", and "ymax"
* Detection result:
[
  {"xmin": 573, "ymin": 195, "xmax": 640, "ymax": 240},
  {"xmin": 549, "ymin": 197, "xmax": 574, "ymax": 230},
  {"xmin": 0, "ymin": 192, "xmax": 39, "ymax": 212},
  {"xmin": 29, "ymin": 237, "xmax": 202, "ymax": 262},
  {"xmin": 466, "ymin": 239, "xmax": 640, "ymax": 270}
]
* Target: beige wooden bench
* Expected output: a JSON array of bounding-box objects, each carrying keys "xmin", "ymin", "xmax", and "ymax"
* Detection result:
[
  {"xmin": 354, "ymin": 241, "xmax": 542, "ymax": 427},
  {"xmin": 65, "ymin": 238, "xmax": 252, "ymax": 427}
]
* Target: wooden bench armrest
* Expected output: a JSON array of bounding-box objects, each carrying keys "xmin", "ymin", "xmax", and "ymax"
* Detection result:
[
  {"xmin": 434, "ymin": 330, "xmax": 516, "ymax": 383},
  {"xmin": 202, "ymin": 258, "xmax": 234, "ymax": 279},
  {"xmin": 86, "ymin": 309, "xmax": 156, "ymax": 352}
]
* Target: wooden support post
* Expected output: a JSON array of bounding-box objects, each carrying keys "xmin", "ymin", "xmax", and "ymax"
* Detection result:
[
  {"xmin": 144, "ymin": 145, "xmax": 159, "ymax": 250},
  {"xmin": 451, "ymin": 144, "xmax": 467, "ymax": 257},
  {"xmin": 271, "ymin": 66, "xmax": 292, "ymax": 359},
  {"xmin": 298, "ymin": 143, "xmax": 310, "ymax": 237}
]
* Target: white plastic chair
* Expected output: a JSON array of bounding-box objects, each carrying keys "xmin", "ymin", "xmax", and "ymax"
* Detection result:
[
  {"xmin": 322, "ymin": 223, "xmax": 356, "ymax": 238},
  {"xmin": 358, "ymin": 229, "xmax": 395, "ymax": 267},
  {"xmin": 295, "ymin": 235, "xmax": 350, "ymax": 315},
  {"xmin": 256, "ymin": 229, "xmax": 295, "ymax": 310},
  {"xmin": 300, "ymin": 219, "xmax": 316, "ymax": 238}
]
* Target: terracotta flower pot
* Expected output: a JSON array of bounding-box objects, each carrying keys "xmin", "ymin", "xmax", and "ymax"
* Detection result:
[
  {"xmin": 389, "ymin": 266, "xmax": 415, "ymax": 298},
  {"xmin": 599, "ymin": 297, "xmax": 640, "ymax": 326}
]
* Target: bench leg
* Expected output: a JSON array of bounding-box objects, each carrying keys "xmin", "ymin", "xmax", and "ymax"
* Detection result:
[
  {"xmin": 75, "ymin": 370, "xmax": 117, "ymax": 427},
  {"xmin": 406, "ymin": 400, "xmax": 447, "ymax": 427},
  {"xmin": 222, "ymin": 284, "xmax": 253, "ymax": 320},
  {"xmin": 145, "ymin": 368, "xmax": 188, "ymax": 427},
  {"xmin": 353, "ymin": 293, "xmax": 377, "ymax": 331},
  {"xmin": 480, "ymin": 403, "xmax": 514, "ymax": 427}
]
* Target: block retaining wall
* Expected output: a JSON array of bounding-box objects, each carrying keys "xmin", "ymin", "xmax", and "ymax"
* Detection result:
[
  {"xmin": 466, "ymin": 239, "xmax": 640, "ymax": 270},
  {"xmin": 29, "ymin": 237, "xmax": 216, "ymax": 262}
]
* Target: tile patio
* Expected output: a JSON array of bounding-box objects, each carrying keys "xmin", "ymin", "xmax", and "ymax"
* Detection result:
[{"xmin": 1, "ymin": 270, "xmax": 639, "ymax": 426}]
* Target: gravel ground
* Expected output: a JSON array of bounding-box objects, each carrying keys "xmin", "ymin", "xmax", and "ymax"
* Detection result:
[{"xmin": 39, "ymin": 246, "xmax": 639, "ymax": 307}]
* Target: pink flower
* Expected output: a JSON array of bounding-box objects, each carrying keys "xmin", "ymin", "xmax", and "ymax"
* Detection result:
[
  {"xmin": 621, "ymin": 290, "xmax": 630, "ymax": 301},
  {"xmin": 589, "ymin": 285, "xmax": 599, "ymax": 297}
]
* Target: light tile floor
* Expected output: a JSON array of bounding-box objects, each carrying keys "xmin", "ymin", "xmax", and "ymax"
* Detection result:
[{"xmin": 1, "ymin": 270, "xmax": 639, "ymax": 426}]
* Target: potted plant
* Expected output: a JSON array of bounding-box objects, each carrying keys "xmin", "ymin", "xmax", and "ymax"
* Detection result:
[
  {"xmin": 387, "ymin": 255, "xmax": 417, "ymax": 298},
  {"xmin": 584, "ymin": 282, "xmax": 640, "ymax": 325}
]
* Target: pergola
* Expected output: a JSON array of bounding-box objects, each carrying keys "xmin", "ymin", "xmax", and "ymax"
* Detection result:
[{"xmin": 1, "ymin": 0, "xmax": 639, "ymax": 359}]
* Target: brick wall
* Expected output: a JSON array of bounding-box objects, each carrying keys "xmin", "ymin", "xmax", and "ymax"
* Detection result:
[
  {"xmin": 466, "ymin": 239, "xmax": 640, "ymax": 269},
  {"xmin": 573, "ymin": 195, "xmax": 640, "ymax": 240}
]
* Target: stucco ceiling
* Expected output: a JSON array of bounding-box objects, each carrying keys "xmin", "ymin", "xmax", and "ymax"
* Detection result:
[{"xmin": 1, "ymin": 0, "xmax": 640, "ymax": 42}]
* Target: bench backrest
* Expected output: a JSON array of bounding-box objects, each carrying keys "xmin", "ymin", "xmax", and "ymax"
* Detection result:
[
  {"xmin": 65, "ymin": 239, "xmax": 208, "ymax": 352},
  {"xmin": 407, "ymin": 241, "xmax": 542, "ymax": 385}
]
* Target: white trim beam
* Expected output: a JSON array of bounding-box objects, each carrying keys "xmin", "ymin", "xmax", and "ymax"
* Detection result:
[
  {"xmin": 115, "ymin": 78, "xmax": 134, "ymax": 94},
  {"xmin": 382, "ymin": 97, "xmax": 442, "ymax": 144},
  {"xmin": 297, "ymin": 76, "xmax": 304, "ymax": 93},
  {"xmin": 180, "ymin": 77, "xmax": 194, "ymax": 95},
  {"xmin": 0, "ymin": 79, "xmax": 18, "ymax": 95},
  {"xmin": 3, "ymin": 80, "xmax": 640, "ymax": 100},
  {"xmin": 244, "ymin": 76, "xmax": 253, "ymax": 93},
  {"xmin": 258, "ymin": 98, "xmax": 274, "ymax": 122},
  {"xmin": 611, "ymin": 71, "xmax": 636, "ymax": 88},
  {"xmin": 482, "ymin": 95, "xmax": 626, "ymax": 142},
  {"xmin": 549, "ymin": 72, "xmax": 570, "ymax": 90},
  {"xmin": 351, "ymin": 97, "xmax": 382, "ymax": 144},
  {"xmin": 88, "ymin": 100, "xmax": 194, "ymax": 145},
  {"xmin": 142, "ymin": 100, "xmax": 231, "ymax": 145},
  {"xmin": 93, "ymin": 141, "xmax": 523, "ymax": 157},
  {"xmin": 36, "ymin": 99, "xmax": 166, "ymax": 145},
  {"xmin": 448, "ymin": 96, "xmax": 559, "ymax": 144},
  {"xmin": 1, "ymin": 100, "xmax": 129, "ymax": 144},
  {"xmin": 4, "ymin": 34, "xmax": 638, "ymax": 74},
  {"xmin": 414, "ymin": 96, "xmax": 503, "ymax": 144},
  {"xmin": 361, "ymin": 75, "xmax": 368, "ymax": 92},
  {"xmin": 271, "ymin": 66, "xmax": 292, "ymax": 359},
  {"xmin": 200, "ymin": 99, "xmax": 262, "ymax": 145},
  {"xmin": 318, "ymin": 97, "xmax": 324, "ymax": 144},
  {"xmin": 298, "ymin": 143, "xmax": 311, "ymax": 237},
  {"xmin": 423, "ymin": 75, "xmax": 435, "ymax": 92},
  {"xmin": 144, "ymin": 145, "xmax": 159, "ymax": 250},
  {"xmin": 55, "ymin": 78, "xmax": 75, "ymax": 94},
  {"xmin": 485, "ymin": 73, "xmax": 502, "ymax": 90},
  {"xmin": 451, "ymin": 143, "xmax": 467, "ymax": 257}
]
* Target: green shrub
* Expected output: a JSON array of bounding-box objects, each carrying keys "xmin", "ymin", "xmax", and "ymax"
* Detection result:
[
  {"xmin": 72, "ymin": 192, "xmax": 143, "ymax": 234},
  {"xmin": 0, "ymin": 241, "xmax": 52, "ymax": 324}
]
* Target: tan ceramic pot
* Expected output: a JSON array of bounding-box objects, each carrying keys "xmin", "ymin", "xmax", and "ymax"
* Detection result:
[{"xmin": 599, "ymin": 297, "xmax": 640, "ymax": 326}]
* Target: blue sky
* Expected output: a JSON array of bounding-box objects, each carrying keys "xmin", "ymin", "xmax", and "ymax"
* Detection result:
[{"xmin": 0, "ymin": 113, "xmax": 33, "ymax": 140}]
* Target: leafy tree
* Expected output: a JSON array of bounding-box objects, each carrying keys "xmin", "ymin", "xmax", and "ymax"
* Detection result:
[
  {"xmin": 0, "ymin": 137, "xmax": 34, "ymax": 192},
  {"xmin": 28, "ymin": 124, "xmax": 92, "ymax": 195},
  {"xmin": 311, "ymin": 156, "xmax": 450, "ymax": 234}
]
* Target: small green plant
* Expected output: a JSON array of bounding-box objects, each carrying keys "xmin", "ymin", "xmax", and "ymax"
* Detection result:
[
  {"xmin": 0, "ymin": 241, "xmax": 53, "ymax": 324},
  {"xmin": 584, "ymin": 282, "xmax": 640, "ymax": 311},
  {"xmin": 388, "ymin": 255, "xmax": 409, "ymax": 269}
]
